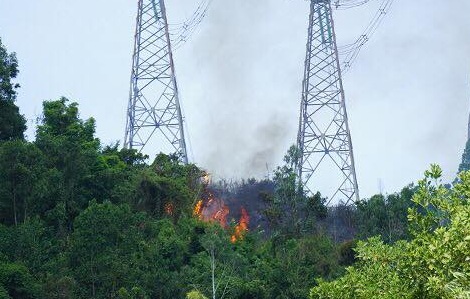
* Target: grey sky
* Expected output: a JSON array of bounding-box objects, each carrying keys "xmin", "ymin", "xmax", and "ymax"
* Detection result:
[{"xmin": 1, "ymin": 0, "xmax": 469, "ymax": 198}]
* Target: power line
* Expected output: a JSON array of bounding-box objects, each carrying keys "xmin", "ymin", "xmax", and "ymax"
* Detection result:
[
  {"xmin": 334, "ymin": 0, "xmax": 373, "ymax": 10},
  {"xmin": 338, "ymin": 0, "xmax": 395, "ymax": 73},
  {"xmin": 169, "ymin": 0, "xmax": 213, "ymax": 50}
]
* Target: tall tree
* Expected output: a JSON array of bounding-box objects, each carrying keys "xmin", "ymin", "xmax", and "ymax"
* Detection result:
[
  {"xmin": 35, "ymin": 98, "xmax": 100, "ymax": 231},
  {"xmin": 458, "ymin": 139, "xmax": 470, "ymax": 173},
  {"xmin": 0, "ymin": 38, "xmax": 26, "ymax": 141},
  {"xmin": 198, "ymin": 224, "xmax": 235, "ymax": 299},
  {"xmin": 0, "ymin": 141, "xmax": 43, "ymax": 226},
  {"xmin": 270, "ymin": 145, "xmax": 304, "ymax": 236},
  {"xmin": 132, "ymin": 153, "xmax": 202, "ymax": 220},
  {"xmin": 355, "ymin": 186, "xmax": 415, "ymax": 243},
  {"xmin": 0, "ymin": 262, "xmax": 42, "ymax": 299},
  {"xmin": 269, "ymin": 145, "xmax": 326, "ymax": 236},
  {"xmin": 70, "ymin": 201, "xmax": 147, "ymax": 299}
]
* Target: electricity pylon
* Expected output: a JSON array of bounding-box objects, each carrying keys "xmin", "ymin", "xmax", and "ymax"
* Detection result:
[
  {"xmin": 297, "ymin": 0, "xmax": 359, "ymax": 205},
  {"xmin": 124, "ymin": 0, "xmax": 188, "ymax": 163}
]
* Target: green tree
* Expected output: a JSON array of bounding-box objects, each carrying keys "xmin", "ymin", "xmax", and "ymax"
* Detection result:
[
  {"xmin": 0, "ymin": 38, "xmax": 19, "ymax": 101},
  {"xmin": 262, "ymin": 235, "xmax": 339, "ymax": 299},
  {"xmin": 270, "ymin": 145, "xmax": 305, "ymax": 236},
  {"xmin": 187, "ymin": 290, "xmax": 208, "ymax": 299},
  {"xmin": 458, "ymin": 139, "xmax": 470, "ymax": 173},
  {"xmin": 200, "ymin": 224, "xmax": 234, "ymax": 299},
  {"xmin": 310, "ymin": 165, "xmax": 470, "ymax": 299},
  {"xmin": 132, "ymin": 154, "xmax": 202, "ymax": 220},
  {"xmin": 0, "ymin": 141, "xmax": 43, "ymax": 226},
  {"xmin": 0, "ymin": 286, "xmax": 9, "ymax": 299},
  {"xmin": 88, "ymin": 143, "xmax": 145, "ymax": 205},
  {"xmin": 0, "ymin": 218, "xmax": 53, "ymax": 275},
  {"xmin": 0, "ymin": 38, "xmax": 26, "ymax": 141},
  {"xmin": 355, "ymin": 185, "xmax": 415, "ymax": 243},
  {"xmin": 0, "ymin": 100, "xmax": 26, "ymax": 142},
  {"xmin": 269, "ymin": 145, "xmax": 326, "ymax": 237},
  {"xmin": 0, "ymin": 262, "xmax": 42, "ymax": 299},
  {"xmin": 144, "ymin": 218, "xmax": 190, "ymax": 298},
  {"xmin": 310, "ymin": 237, "xmax": 412, "ymax": 299},
  {"xmin": 117, "ymin": 287, "xmax": 147, "ymax": 299},
  {"xmin": 70, "ymin": 201, "xmax": 147, "ymax": 299},
  {"xmin": 35, "ymin": 98, "xmax": 100, "ymax": 231}
]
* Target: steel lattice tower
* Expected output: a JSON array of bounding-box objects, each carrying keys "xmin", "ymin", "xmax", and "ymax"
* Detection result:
[
  {"xmin": 124, "ymin": 0, "xmax": 188, "ymax": 163},
  {"xmin": 297, "ymin": 0, "xmax": 359, "ymax": 204}
]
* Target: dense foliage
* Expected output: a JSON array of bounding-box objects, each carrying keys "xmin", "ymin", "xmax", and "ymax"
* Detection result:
[
  {"xmin": 458, "ymin": 139, "xmax": 470, "ymax": 173},
  {"xmin": 354, "ymin": 185, "xmax": 415, "ymax": 243},
  {"xmin": 0, "ymin": 38, "xmax": 26, "ymax": 142},
  {"xmin": 310, "ymin": 165, "xmax": 470, "ymax": 299}
]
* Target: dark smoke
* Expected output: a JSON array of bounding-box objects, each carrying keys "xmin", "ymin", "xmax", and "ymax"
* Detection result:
[{"xmin": 178, "ymin": 0, "xmax": 305, "ymax": 179}]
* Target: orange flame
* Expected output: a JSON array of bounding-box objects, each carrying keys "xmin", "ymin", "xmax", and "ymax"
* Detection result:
[
  {"xmin": 164, "ymin": 203, "xmax": 174, "ymax": 216},
  {"xmin": 195, "ymin": 173, "xmax": 250, "ymax": 241},
  {"xmin": 193, "ymin": 200, "xmax": 203, "ymax": 218},
  {"xmin": 231, "ymin": 207, "xmax": 250, "ymax": 243},
  {"xmin": 200, "ymin": 195, "xmax": 229, "ymax": 228}
]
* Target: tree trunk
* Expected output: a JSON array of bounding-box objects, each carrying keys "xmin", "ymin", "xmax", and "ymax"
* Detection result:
[
  {"xmin": 91, "ymin": 262, "xmax": 96, "ymax": 298},
  {"xmin": 12, "ymin": 186, "xmax": 17, "ymax": 226},
  {"xmin": 211, "ymin": 248, "xmax": 216, "ymax": 299},
  {"xmin": 23, "ymin": 199, "xmax": 27, "ymax": 224}
]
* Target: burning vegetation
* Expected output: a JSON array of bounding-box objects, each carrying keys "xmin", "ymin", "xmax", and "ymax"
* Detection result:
[
  {"xmin": 164, "ymin": 202, "xmax": 174, "ymax": 216},
  {"xmin": 194, "ymin": 173, "xmax": 260, "ymax": 242},
  {"xmin": 231, "ymin": 207, "xmax": 249, "ymax": 243}
]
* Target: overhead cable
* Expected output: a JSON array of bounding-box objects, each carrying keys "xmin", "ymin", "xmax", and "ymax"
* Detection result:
[
  {"xmin": 338, "ymin": 0, "xmax": 394, "ymax": 73},
  {"xmin": 169, "ymin": 0, "xmax": 212, "ymax": 50}
]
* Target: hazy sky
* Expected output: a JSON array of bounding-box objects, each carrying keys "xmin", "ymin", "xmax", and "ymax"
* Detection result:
[{"xmin": 1, "ymin": 0, "xmax": 469, "ymax": 199}]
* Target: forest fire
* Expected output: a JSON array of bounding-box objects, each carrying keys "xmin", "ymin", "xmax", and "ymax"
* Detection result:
[
  {"xmin": 164, "ymin": 203, "xmax": 174, "ymax": 215},
  {"xmin": 193, "ymin": 200, "xmax": 203, "ymax": 218},
  {"xmin": 201, "ymin": 194, "xmax": 229, "ymax": 227},
  {"xmin": 194, "ymin": 174, "xmax": 250, "ymax": 242},
  {"xmin": 195, "ymin": 191, "xmax": 230, "ymax": 227},
  {"xmin": 231, "ymin": 207, "xmax": 249, "ymax": 243}
]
